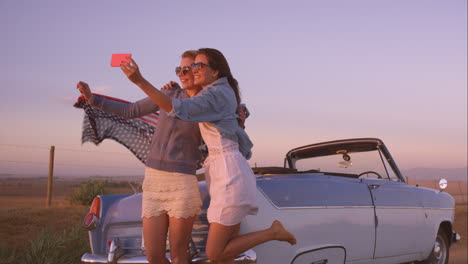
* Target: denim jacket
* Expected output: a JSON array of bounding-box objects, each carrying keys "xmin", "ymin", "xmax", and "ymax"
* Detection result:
[{"xmin": 169, "ymin": 77, "xmax": 254, "ymax": 159}]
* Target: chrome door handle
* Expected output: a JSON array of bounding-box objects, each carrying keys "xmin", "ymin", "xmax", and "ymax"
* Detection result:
[{"xmin": 369, "ymin": 184, "xmax": 380, "ymax": 190}]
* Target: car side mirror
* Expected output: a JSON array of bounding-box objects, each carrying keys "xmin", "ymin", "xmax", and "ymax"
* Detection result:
[{"xmin": 438, "ymin": 178, "xmax": 448, "ymax": 192}]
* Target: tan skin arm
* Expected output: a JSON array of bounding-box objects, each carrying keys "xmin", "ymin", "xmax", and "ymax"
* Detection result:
[{"xmin": 120, "ymin": 57, "xmax": 173, "ymax": 112}]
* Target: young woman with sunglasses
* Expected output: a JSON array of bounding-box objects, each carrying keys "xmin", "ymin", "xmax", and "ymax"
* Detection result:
[
  {"xmin": 121, "ymin": 48, "xmax": 296, "ymax": 264},
  {"xmin": 77, "ymin": 51, "xmax": 204, "ymax": 264}
]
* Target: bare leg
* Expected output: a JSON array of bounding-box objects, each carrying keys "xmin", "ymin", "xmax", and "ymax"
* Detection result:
[
  {"xmin": 168, "ymin": 215, "xmax": 196, "ymax": 264},
  {"xmin": 206, "ymin": 220, "xmax": 296, "ymax": 262},
  {"xmin": 143, "ymin": 215, "xmax": 171, "ymax": 264},
  {"xmin": 206, "ymin": 223, "xmax": 240, "ymax": 264}
]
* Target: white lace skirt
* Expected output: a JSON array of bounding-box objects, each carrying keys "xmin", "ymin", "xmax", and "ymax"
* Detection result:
[{"xmin": 142, "ymin": 167, "xmax": 202, "ymax": 219}]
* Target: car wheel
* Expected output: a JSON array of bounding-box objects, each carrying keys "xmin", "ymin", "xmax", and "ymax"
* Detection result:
[{"xmin": 418, "ymin": 229, "xmax": 449, "ymax": 264}]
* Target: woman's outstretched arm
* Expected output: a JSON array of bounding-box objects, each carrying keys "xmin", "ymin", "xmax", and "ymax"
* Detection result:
[
  {"xmin": 76, "ymin": 81, "xmax": 159, "ymax": 118},
  {"xmin": 120, "ymin": 57, "xmax": 173, "ymax": 112}
]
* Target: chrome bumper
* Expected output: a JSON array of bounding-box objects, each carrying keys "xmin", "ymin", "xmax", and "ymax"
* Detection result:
[
  {"xmin": 81, "ymin": 253, "xmax": 147, "ymax": 263},
  {"xmin": 81, "ymin": 249, "xmax": 257, "ymax": 263},
  {"xmin": 452, "ymin": 232, "xmax": 461, "ymax": 243}
]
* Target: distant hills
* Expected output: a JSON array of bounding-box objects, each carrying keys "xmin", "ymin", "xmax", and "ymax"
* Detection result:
[{"xmin": 402, "ymin": 167, "xmax": 467, "ymax": 182}]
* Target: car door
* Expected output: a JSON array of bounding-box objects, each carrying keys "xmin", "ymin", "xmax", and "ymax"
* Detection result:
[
  {"xmin": 362, "ymin": 178, "xmax": 427, "ymax": 259},
  {"xmin": 324, "ymin": 176, "xmax": 376, "ymax": 262},
  {"xmin": 251, "ymin": 175, "xmax": 376, "ymax": 263}
]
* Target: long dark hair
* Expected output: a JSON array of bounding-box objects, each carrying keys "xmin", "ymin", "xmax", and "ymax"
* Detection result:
[{"xmin": 197, "ymin": 48, "xmax": 241, "ymax": 105}]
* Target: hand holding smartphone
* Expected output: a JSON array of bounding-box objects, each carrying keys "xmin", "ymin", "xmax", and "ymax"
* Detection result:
[{"xmin": 111, "ymin": 53, "xmax": 132, "ymax": 67}]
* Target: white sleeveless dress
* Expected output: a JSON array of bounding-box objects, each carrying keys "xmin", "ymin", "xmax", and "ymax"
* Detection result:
[{"xmin": 200, "ymin": 122, "xmax": 258, "ymax": 226}]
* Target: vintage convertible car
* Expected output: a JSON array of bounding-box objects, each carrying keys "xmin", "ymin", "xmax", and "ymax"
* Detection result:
[{"xmin": 81, "ymin": 138, "xmax": 460, "ymax": 264}]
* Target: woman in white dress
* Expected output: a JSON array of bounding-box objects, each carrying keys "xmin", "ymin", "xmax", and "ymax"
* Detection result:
[{"xmin": 120, "ymin": 48, "xmax": 296, "ymax": 263}]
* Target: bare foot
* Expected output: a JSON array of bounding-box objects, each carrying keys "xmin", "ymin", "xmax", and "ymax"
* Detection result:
[{"xmin": 270, "ymin": 220, "xmax": 297, "ymax": 245}]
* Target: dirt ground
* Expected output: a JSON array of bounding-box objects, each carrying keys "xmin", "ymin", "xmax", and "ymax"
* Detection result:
[
  {"xmin": 449, "ymin": 204, "xmax": 467, "ymax": 263},
  {"xmin": 0, "ymin": 177, "xmax": 466, "ymax": 263}
]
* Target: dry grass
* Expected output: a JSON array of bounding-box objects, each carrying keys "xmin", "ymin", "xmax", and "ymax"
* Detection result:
[
  {"xmin": 0, "ymin": 177, "xmax": 138, "ymax": 263},
  {"xmin": 0, "ymin": 197, "xmax": 87, "ymax": 251}
]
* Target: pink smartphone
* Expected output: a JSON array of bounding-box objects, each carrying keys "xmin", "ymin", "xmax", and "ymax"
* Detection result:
[{"xmin": 110, "ymin": 53, "xmax": 132, "ymax": 67}]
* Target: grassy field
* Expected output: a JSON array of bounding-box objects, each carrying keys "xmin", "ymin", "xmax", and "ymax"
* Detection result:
[
  {"xmin": 0, "ymin": 176, "xmax": 138, "ymax": 264},
  {"xmin": 0, "ymin": 177, "xmax": 466, "ymax": 263}
]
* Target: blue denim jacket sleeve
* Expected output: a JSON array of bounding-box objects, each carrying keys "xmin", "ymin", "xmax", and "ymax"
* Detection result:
[{"xmin": 168, "ymin": 78, "xmax": 238, "ymax": 122}]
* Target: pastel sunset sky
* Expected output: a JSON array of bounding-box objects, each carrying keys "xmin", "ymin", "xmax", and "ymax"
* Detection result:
[{"xmin": 1, "ymin": 0, "xmax": 466, "ymax": 177}]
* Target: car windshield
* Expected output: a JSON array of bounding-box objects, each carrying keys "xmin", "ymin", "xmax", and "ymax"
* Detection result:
[{"xmin": 294, "ymin": 148, "xmax": 400, "ymax": 181}]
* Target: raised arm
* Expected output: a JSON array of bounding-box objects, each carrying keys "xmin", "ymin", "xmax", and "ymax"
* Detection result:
[
  {"xmin": 76, "ymin": 81, "xmax": 96, "ymax": 104},
  {"xmin": 76, "ymin": 81, "xmax": 159, "ymax": 118},
  {"xmin": 120, "ymin": 57, "xmax": 174, "ymax": 113},
  {"xmin": 93, "ymin": 96, "xmax": 159, "ymax": 119}
]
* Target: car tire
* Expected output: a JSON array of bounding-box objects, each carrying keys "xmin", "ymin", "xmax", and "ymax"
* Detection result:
[{"xmin": 417, "ymin": 228, "xmax": 449, "ymax": 264}]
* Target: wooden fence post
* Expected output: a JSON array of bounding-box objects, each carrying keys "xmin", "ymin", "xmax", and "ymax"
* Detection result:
[{"xmin": 46, "ymin": 145, "xmax": 55, "ymax": 207}]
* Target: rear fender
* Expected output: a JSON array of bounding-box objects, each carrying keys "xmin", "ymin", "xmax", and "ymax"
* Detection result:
[{"xmin": 87, "ymin": 194, "xmax": 133, "ymax": 254}]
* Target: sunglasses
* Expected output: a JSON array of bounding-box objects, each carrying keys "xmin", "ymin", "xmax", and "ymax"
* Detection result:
[
  {"xmin": 175, "ymin": 66, "xmax": 191, "ymax": 76},
  {"xmin": 190, "ymin": 62, "xmax": 211, "ymax": 72}
]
